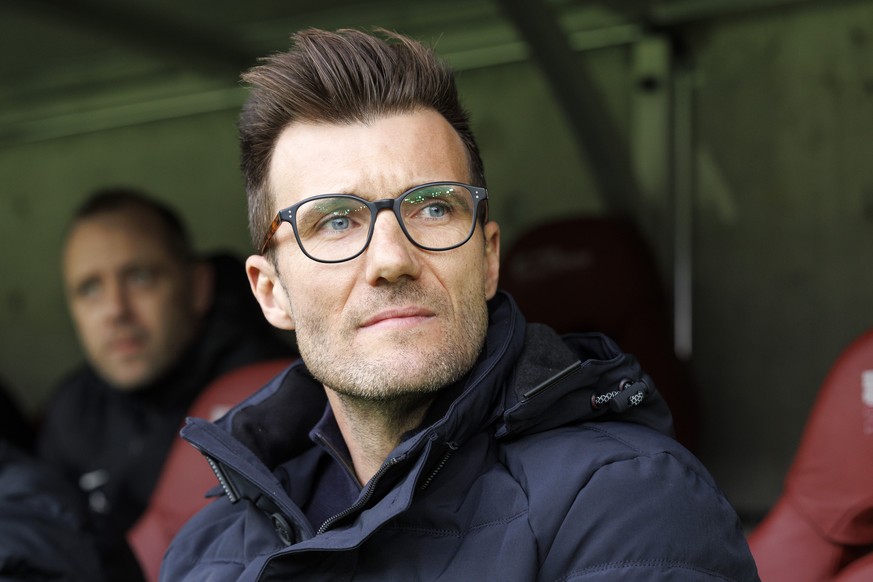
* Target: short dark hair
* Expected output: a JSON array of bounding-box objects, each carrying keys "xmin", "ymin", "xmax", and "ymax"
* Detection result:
[
  {"xmin": 70, "ymin": 187, "xmax": 194, "ymax": 262},
  {"xmin": 238, "ymin": 28, "xmax": 486, "ymax": 252}
]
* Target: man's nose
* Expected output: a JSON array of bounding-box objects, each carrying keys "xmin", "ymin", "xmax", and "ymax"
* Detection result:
[
  {"xmin": 364, "ymin": 209, "xmax": 421, "ymax": 284},
  {"xmin": 104, "ymin": 280, "xmax": 133, "ymax": 320}
]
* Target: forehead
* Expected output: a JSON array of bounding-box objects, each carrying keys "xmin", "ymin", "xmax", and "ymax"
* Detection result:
[
  {"xmin": 267, "ymin": 109, "xmax": 470, "ymax": 210},
  {"xmin": 64, "ymin": 209, "xmax": 181, "ymax": 280}
]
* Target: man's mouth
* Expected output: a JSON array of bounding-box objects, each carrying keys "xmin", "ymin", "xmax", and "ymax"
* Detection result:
[
  {"xmin": 360, "ymin": 306, "xmax": 436, "ymax": 330},
  {"xmin": 107, "ymin": 334, "xmax": 147, "ymax": 356}
]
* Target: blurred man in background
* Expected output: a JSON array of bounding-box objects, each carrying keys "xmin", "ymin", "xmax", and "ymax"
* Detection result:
[{"xmin": 38, "ymin": 188, "xmax": 294, "ymax": 579}]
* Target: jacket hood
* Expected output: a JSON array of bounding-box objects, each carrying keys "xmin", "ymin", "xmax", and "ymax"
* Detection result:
[
  {"xmin": 497, "ymin": 320, "xmax": 675, "ymax": 440},
  {"xmin": 426, "ymin": 291, "xmax": 675, "ymax": 446}
]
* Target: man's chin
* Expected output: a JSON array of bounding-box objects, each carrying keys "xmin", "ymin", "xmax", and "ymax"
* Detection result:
[
  {"xmin": 99, "ymin": 363, "xmax": 158, "ymax": 392},
  {"xmin": 356, "ymin": 325, "xmax": 441, "ymax": 354},
  {"xmin": 110, "ymin": 377, "xmax": 152, "ymax": 392}
]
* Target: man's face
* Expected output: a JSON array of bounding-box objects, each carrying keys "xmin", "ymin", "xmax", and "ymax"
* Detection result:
[
  {"xmin": 251, "ymin": 110, "xmax": 500, "ymax": 401},
  {"xmin": 63, "ymin": 208, "xmax": 205, "ymax": 390}
]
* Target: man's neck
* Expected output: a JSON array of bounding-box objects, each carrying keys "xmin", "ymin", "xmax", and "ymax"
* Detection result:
[{"xmin": 325, "ymin": 389, "xmax": 436, "ymax": 485}]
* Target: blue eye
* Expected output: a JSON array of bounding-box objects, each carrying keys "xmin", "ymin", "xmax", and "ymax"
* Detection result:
[
  {"xmin": 403, "ymin": 186, "xmax": 468, "ymax": 223},
  {"xmin": 325, "ymin": 216, "xmax": 351, "ymax": 231},
  {"xmin": 420, "ymin": 201, "xmax": 450, "ymax": 219},
  {"xmin": 298, "ymin": 199, "xmax": 368, "ymax": 238}
]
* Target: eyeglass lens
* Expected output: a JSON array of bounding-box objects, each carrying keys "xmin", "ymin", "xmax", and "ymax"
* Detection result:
[{"xmin": 294, "ymin": 183, "xmax": 477, "ymax": 262}]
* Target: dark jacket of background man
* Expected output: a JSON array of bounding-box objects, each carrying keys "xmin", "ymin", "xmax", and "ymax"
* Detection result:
[{"xmin": 0, "ymin": 440, "xmax": 105, "ymax": 581}]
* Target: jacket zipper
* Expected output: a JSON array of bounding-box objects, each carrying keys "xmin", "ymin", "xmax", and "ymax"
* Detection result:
[
  {"xmin": 419, "ymin": 442, "xmax": 458, "ymax": 491},
  {"xmin": 317, "ymin": 456, "xmax": 400, "ymax": 535}
]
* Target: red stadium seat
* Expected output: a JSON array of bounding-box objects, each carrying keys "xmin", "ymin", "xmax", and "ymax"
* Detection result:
[
  {"xmin": 127, "ymin": 358, "xmax": 293, "ymax": 582},
  {"xmin": 748, "ymin": 329, "xmax": 873, "ymax": 580},
  {"xmin": 833, "ymin": 553, "xmax": 873, "ymax": 582}
]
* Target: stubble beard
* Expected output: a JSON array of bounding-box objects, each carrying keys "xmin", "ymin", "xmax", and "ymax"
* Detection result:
[{"xmin": 290, "ymin": 281, "xmax": 489, "ymax": 418}]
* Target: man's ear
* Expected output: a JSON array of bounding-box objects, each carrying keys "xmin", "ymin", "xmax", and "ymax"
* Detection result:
[
  {"xmin": 246, "ymin": 254, "xmax": 296, "ymax": 330},
  {"xmin": 483, "ymin": 221, "xmax": 501, "ymax": 300},
  {"xmin": 191, "ymin": 259, "xmax": 214, "ymax": 317}
]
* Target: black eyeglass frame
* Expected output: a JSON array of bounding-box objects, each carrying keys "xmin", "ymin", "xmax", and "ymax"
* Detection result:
[{"xmin": 259, "ymin": 181, "xmax": 489, "ymax": 263}]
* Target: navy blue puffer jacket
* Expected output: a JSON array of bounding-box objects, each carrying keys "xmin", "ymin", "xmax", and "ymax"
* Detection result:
[{"xmin": 162, "ymin": 293, "xmax": 759, "ymax": 581}]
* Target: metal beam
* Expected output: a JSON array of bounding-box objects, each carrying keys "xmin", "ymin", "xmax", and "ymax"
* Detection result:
[{"xmin": 496, "ymin": 0, "xmax": 639, "ymax": 216}]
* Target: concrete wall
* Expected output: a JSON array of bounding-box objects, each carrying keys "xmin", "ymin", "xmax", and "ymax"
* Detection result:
[{"xmin": 687, "ymin": 0, "xmax": 873, "ymax": 515}]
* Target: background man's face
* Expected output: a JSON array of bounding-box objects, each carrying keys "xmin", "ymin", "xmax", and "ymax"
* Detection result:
[
  {"xmin": 63, "ymin": 208, "xmax": 202, "ymax": 390},
  {"xmin": 260, "ymin": 109, "xmax": 500, "ymax": 401}
]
